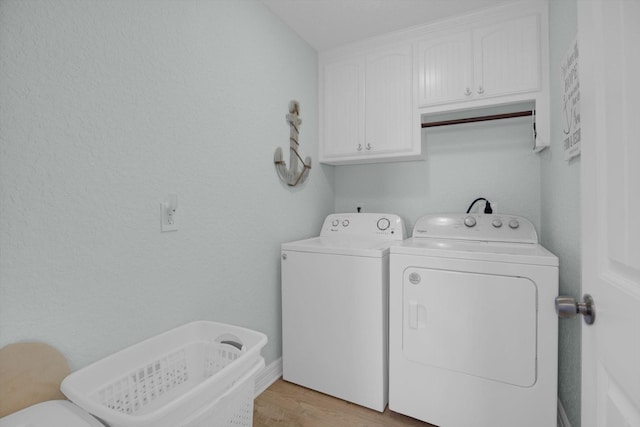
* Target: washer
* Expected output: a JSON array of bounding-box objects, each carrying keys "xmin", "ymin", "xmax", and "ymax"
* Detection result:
[
  {"xmin": 389, "ymin": 213, "xmax": 558, "ymax": 427},
  {"xmin": 281, "ymin": 213, "xmax": 406, "ymax": 412}
]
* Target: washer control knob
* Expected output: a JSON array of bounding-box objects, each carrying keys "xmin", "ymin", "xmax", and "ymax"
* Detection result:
[
  {"xmin": 509, "ymin": 219, "xmax": 520, "ymax": 229},
  {"xmin": 342, "ymin": 219, "xmax": 350, "ymax": 227},
  {"xmin": 331, "ymin": 219, "xmax": 339, "ymax": 227},
  {"xmin": 492, "ymin": 218, "xmax": 503, "ymax": 228},
  {"xmin": 464, "ymin": 216, "xmax": 477, "ymax": 227},
  {"xmin": 377, "ymin": 217, "xmax": 391, "ymax": 231}
]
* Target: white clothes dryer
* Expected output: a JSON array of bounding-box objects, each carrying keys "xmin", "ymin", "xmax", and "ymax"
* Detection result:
[
  {"xmin": 281, "ymin": 213, "xmax": 406, "ymax": 412},
  {"xmin": 389, "ymin": 214, "xmax": 558, "ymax": 427}
]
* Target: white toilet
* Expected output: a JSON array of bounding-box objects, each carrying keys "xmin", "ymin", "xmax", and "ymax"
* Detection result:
[{"xmin": 0, "ymin": 400, "xmax": 104, "ymax": 427}]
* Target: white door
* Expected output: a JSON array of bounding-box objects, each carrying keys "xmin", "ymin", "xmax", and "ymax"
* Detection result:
[
  {"xmin": 578, "ymin": 1, "xmax": 640, "ymax": 426},
  {"xmin": 364, "ymin": 45, "xmax": 413, "ymax": 154},
  {"xmin": 473, "ymin": 14, "xmax": 540, "ymax": 98},
  {"xmin": 322, "ymin": 57, "xmax": 364, "ymax": 159},
  {"xmin": 415, "ymin": 31, "xmax": 473, "ymax": 106},
  {"xmin": 402, "ymin": 267, "xmax": 537, "ymax": 387}
]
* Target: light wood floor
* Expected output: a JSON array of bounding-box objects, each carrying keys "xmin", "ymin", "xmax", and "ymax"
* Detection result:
[{"xmin": 253, "ymin": 379, "xmax": 435, "ymax": 427}]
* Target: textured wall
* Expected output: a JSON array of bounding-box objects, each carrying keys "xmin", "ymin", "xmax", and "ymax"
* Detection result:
[
  {"xmin": 543, "ymin": 0, "xmax": 581, "ymax": 425},
  {"xmin": 334, "ymin": 117, "xmax": 542, "ymax": 234},
  {"xmin": 0, "ymin": 0, "xmax": 334, "ymax": 370}
]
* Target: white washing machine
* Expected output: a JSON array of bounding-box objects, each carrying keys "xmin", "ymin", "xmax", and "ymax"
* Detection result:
[
  {"xmin": 281, "ymin": 213, "xmax": 406, "ymax": 412},
  {"xmin": 389, "ymin": 213, "xmax": 558, "ymax": 427}
]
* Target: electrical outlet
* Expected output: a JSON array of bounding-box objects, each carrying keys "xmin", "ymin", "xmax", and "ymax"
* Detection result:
[{"xmin": 161, "ymin": 194, "xmax": 178, "ymax": 232}]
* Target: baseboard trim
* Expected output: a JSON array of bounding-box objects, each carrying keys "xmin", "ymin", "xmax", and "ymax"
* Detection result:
[
  {"xmin": 254, "ymin": 357, "xmax": 283, "ymax": 397},
  {"xmin": 557, "ymin": 398, "xmax": 572, "ymax": 427}
]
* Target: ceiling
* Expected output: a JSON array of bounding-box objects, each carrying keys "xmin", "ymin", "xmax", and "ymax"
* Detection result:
[{"xmin": 261, "ymin": 0, "xmax": 511, "ymax": 51}]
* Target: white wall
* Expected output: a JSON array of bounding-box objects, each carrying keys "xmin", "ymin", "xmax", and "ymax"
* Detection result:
[
  {"xmin": 543, "ymin": 1, "xmax": 581, "ymax": 426},
  {"xmin": 335, "ymin": 117, "xmax": 541, "ymax": 234},
  {"xmin": 0, "ymin": 0, "xmax": 334, "ymax": 370}
]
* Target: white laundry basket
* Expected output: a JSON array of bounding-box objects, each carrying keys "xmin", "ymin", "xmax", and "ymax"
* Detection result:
[{"xmin": 61, "ymin": 321, "xmax": 267, "ymax": 427}]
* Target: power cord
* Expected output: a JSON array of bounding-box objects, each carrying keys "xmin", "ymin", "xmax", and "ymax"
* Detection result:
[{"xmin": 466, "ymin": 197, "xmax": 493, "ymax": 214}]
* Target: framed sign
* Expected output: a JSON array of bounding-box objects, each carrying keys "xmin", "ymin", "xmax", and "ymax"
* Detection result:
[{"xmin": 561, "ymin": 37, "xmax": 581, "ymax": 161}]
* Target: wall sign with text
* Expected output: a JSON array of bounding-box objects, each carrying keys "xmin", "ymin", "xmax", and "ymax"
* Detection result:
[{"xmin": 561, "ymin": 37, "xmax": 581, "ymax": 161}]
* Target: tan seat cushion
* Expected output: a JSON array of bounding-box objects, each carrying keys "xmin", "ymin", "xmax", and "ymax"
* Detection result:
[{"xmin": 0, "ymin": 342, "xmax": 70, "ymax": 418}]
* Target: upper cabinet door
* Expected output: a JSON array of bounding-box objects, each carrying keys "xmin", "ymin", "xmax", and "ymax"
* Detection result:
[
  {"xmin": 365, "ymin": 44, "xmax": 413, "ymax": 154},
  {"xmin": 416, "ymin": 32, "xmax": 473, "ymax": 107},
  {"xmin": 474, "ymin": 14, "xmax": 541, "ymax": 98},
  {"xmin": 417, "ymin": 13, "xmax": 542, "ymax": 108},
  {"xmin": 322, "ymin": 57, "xmax": 365, "ymax": 158},
  {"xmin": 320, "ymin": 43, "xmax": 420, "ymax": 165}
]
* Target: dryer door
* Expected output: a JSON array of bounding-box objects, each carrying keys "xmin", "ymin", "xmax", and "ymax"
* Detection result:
[{"xmin": 403, "ymin": 267, "xmax": 537, "ymax": 387}]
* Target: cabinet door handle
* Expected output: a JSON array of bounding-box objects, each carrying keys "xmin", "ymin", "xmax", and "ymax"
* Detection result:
[
  {"xmin": 357, "ymin": 143, "xmax": 363, "ymax": 151},
  {"xmin": 366, "ymin": 143, "xmax": 372, "ymax": 151},
  {"xmin": 465, "ymin": 87, "xmax": 472, "ymax": 96},
  {"xmin": 477, "ymin": 86, "xmax": 484, "ymax": 95}
]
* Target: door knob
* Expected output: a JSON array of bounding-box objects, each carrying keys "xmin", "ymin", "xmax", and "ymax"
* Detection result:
[{"xmin": 555, "ymin": 294, "xmax": 595, "ymax": 325}]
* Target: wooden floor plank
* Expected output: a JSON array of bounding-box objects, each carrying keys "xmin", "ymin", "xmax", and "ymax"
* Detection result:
[{"xmin": 253, "ymin": 379, "xmax": 435, "ymax": 427}]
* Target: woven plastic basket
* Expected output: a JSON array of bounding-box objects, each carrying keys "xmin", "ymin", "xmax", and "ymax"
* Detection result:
[{"xmin": 61, "ymin": 321, "xmax": 267, "ymax": 427}]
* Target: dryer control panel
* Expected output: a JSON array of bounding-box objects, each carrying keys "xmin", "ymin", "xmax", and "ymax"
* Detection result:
[
  {"xmin": 412, "ymin": 214, "xmax": 538, "ymax": 243},
  {"xmin": 320, "ymin": 213, "xmax": 406, "ymax": 240}
]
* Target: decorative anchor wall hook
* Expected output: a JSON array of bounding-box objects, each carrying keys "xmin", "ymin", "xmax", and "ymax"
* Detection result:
[{"xmin": 274, "ymin": 100, "xmax": 311, "ymax": 186}]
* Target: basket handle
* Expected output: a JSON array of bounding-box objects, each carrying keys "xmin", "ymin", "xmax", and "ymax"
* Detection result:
[
  {"xmin": 214, "ymin": 333, "xmax": 245, "ymax": 351},
  {"xmin": 219, "ymin": 340, "xmax": 243, "ymax": 351}
]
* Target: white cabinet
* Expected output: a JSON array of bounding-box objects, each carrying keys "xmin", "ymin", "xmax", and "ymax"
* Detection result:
[
  {"xmin": 319, "ymin": 0, "xmax": 550, "ymax": 163},
  {"xmin": 416, "ymin": 32, "xmax": 473, "ymax": 106},
  {"xmin": 417, "ymin": 14, "xmax": 541, "ymax": 108},
  {"xmin": 320, "ymin": 44, "xmax": 422, "ymax": 165}
]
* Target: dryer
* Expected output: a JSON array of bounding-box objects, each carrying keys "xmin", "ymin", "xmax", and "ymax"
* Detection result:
[
  {"xmin": 281, "ymin": 213, "xmax": 406, "ymax": 411},
  {"xmin": 389, "ymin": 213, "xmax": 558, "ymax": 427}
]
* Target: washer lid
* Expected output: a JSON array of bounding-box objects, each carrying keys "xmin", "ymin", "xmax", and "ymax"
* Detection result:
[
  {"xmin": 391, "ymin": 237, "xmax": 558, "ymax": 266},
  {"xmin": 0, "ymin": 401, "xmax": 104, "ymax": 427},
  {"xmin": 282, "ymin": 236, "xmax": 393, "ymax": 257}
]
